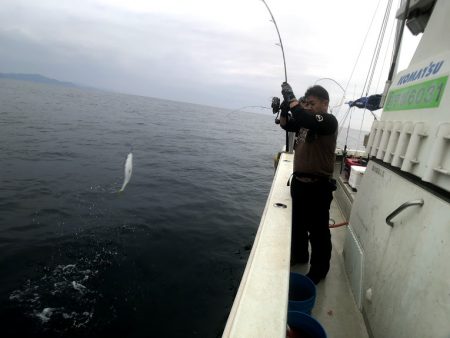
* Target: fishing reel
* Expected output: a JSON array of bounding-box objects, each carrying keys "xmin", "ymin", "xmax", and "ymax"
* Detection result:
[
  {"xmin": 271, "ymin": 96, "xmax": 281, "ymax": 114},
  {"xmin": 272, "ymin": 97, "xmax": 281, "ymax": 124},
  {"xmin": 272, "ymin": 96, "xmax": 290, "ymax": 124}
]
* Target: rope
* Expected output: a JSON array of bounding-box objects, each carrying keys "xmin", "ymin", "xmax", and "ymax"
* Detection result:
[
  {"xmin": 343, "ymin": 0, "xmax": 383, "ymax": 94},
  {"xmin": 355, "ymin": 0, "xmax": 394, "ymax": 150},
  {"xmin": 339, "ymin": 0, "xmax": 394, "ymax": 150},
  {"xmin": 337, "ymin": 0, "xmax": 382, "ymax": 144},
  {"xmin": 386, "ymin": 0, "xmax": 411, "ymax": 82},
  {"xmin": 375, "ymin": 3, "xmax": 397, "ymax": 93},
  {"xmin": 361, "ymin": 0, "xmax": 394, "ymax": 97}
]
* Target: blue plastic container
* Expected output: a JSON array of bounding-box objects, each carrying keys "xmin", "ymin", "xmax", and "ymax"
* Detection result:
[
  {"xmin": 287, "ymin": 311, "xmax": 327, "ymax": 338},
  {"xmin": 288, "ymin": 272, "xmax": 317, "ymax": 314}
]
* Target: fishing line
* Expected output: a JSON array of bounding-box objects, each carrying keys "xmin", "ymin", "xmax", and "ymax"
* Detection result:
[
  {"xmin": 260, "ymin": 0, "xmax": 288, "ymax": 82},
  {"xmin": 226, "ymin": 106, "xmax": 271, "ymax": 117}
]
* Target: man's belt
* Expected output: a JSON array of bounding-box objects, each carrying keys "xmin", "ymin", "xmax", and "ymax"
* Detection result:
[{"xmin": 293, "ymin": 172, "xmax": 330, "ymax": 182}]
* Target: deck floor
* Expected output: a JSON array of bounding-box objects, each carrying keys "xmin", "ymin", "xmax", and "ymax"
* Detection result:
[{"xmin": 291, "ymin": 198, "xmax": 369, "ymax": 338}]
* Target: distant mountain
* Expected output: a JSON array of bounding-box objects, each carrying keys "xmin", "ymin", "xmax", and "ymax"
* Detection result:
[{"xmin": 0, "ymin": 73, "xmax": 77, "ymax": 87}]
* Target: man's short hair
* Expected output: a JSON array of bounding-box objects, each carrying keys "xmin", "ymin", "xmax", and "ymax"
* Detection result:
[{"xmin": 304, "ymin": 85, "xmax": 329, "ymax": 101}]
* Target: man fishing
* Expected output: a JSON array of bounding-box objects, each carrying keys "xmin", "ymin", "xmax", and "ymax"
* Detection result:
[{"xmin": 279, "ymin": 82, "xmax": 338, "ymax": 284}]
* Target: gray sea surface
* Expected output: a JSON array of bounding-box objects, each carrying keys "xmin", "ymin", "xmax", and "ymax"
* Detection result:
[
  {"xmin": 0, "ymin": 79, "xmax": 285, "ymax": 338},
  {"xmin": 0, "ymin": 79, "xmax": 365, "ymax": 337}
]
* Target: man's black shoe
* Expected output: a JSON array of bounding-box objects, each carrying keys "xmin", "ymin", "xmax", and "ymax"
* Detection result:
[{"xmin": 306, "ymin": 272, "xmax": 325, "ymax": 285}]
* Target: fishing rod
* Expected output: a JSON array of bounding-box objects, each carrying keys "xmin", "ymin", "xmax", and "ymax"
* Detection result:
[
  {"xmin": 228, "ymin": 2, "xmax": 286, "ymax": 122},
  {"xmin": 260, "ymin": 0, "xmax": 288, "ymax": 83},
  {"xmin": 260, "ymin": 0, "xmax": 291, "ymax": 150}
]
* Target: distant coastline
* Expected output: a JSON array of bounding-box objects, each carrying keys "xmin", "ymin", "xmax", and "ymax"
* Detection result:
[{"xmin": 0, "ymin": 73, "xmax": 78, "ymax": 87}]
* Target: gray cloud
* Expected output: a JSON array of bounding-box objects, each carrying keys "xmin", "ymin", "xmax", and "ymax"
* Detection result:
[
  {"xmin": 1, "ymin": 2, "xmax": 290, "ymax": 108},
  {"xmin": 1, "ymin": 0, "xmax": 414, "ymax": 120}
]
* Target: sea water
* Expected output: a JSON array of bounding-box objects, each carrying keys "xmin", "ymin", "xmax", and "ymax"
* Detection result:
[{"xmin": 0, "ymin": 79, "xmax": 365, "ymax": 337}]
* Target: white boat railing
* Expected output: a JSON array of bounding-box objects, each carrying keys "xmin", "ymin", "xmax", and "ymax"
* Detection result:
[{"xmin": 222, "ymin": 151, "xmax": 293, "ymax": 338}]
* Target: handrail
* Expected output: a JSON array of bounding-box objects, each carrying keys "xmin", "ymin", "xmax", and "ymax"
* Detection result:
[{"xmin": 386, "ymin": 199, "xmax": 424, "ymax": 227}]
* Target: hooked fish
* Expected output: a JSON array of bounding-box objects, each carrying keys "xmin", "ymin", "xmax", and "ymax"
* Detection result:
[{"xmin": 119, "ymin": 152, "xmax": 133, "ymax": 192}]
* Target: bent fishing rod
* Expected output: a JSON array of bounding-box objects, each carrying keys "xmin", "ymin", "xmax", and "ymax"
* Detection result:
[
  {"xmin": 229, "ymin": 1, "xmax": 288, "ymax": 121},
  {"xmin": 260, "ymin": 0, "xmax": 288, "ymax": 83},
  {"xmin": 261, "ymin": 0, "xmax": 291, "ymax": 152},
  {"xmin": 233, "ymin": 0, "xmax": 287, "ymax": 127}
]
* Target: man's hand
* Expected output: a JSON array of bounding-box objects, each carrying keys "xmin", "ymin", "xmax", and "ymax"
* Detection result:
[
  {"xmin": 279, "ymin": 100, "xmax": 290, "ymax": 128},
  {"xmin": 281, "ymin": 82, "xmax": 296, "ymax": 102},
  {"xmin": 279, "ymin": 100, "xmax": 290, "ymax": 117}
]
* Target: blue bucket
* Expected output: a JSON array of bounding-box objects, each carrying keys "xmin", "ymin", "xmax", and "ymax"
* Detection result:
[
  {"xmin": 288, "ymin": 272, "xmax": 316, "ymax": 314},
  {"xmin": 287, "ymin": 311, "xmax": 327, "ymax": 338}
]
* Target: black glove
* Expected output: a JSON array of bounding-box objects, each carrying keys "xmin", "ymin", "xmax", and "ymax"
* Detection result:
[
  {"xmin": 279, "ymin": 100, "xmax": 290, "ymax": 117},
  {"xmin": 281, "ymin": 82, "xmax": 296, "ymax": 102}
]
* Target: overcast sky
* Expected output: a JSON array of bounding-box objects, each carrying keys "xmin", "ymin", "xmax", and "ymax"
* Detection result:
[{"xmin": 1, "ymin": 0, "xmax": 420, "ymax": 128}]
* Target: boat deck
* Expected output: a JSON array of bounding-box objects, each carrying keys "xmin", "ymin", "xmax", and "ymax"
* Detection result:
[
  {"xmin": 222, "ymin": 153, "xmax": 370, "ymax": 338},
  {"xmin": 291, "ymin": 197, "xmax": 369, "ymax": 338}
]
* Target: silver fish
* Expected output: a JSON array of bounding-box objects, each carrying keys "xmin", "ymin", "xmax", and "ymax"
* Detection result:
[{"xmin": 119, "ymin": 152, "xmax": 133, "ymax": 192}]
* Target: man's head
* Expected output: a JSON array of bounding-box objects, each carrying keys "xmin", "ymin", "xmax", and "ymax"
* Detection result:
[{"xmin": 303, "ymin": 85, "xmax": 329, "ymax": 114}]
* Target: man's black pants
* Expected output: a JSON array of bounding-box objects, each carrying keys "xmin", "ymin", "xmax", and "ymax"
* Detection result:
[{"xmin": 290, "ymin": 177, "xmax": 334, "ymax": 277}]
